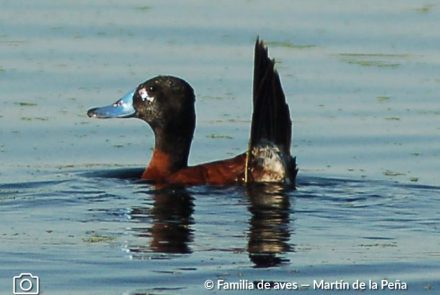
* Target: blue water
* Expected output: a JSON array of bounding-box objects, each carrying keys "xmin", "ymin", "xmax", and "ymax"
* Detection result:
[
  {"xmin": 1, "ymin": 170, "xmax": 439, "ymax": 294},
  {"xmin": 1, "ymin": 1, "xmax": 440, "ymax": 294}
]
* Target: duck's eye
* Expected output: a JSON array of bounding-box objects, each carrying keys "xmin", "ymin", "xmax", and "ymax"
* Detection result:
[{"xmin": 148, "ymin": 86, "xmax": 156, "ymax": 92}]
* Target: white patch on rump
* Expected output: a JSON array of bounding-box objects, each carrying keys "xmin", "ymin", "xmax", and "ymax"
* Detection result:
[{"xmin": 249, "ymin": 142, "xmax": 290, "ymax": 183}]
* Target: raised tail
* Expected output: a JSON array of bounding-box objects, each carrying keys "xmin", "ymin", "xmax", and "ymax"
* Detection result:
[{"xmin": 245, "ymin": 38, "xmax": 297, "ymax": 185}]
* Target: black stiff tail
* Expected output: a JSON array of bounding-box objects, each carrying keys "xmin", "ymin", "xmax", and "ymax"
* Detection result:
[
  {"xmin": 250, "ymin": 38, "xmax": 292, "ymax": 154},
  {"xmin": 245, "ymin": 38, "xmax": 296, "ymax": 185}
]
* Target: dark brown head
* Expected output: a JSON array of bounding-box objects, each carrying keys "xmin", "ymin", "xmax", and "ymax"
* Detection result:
[
  {"xmin": 87, "ymin": 76, "xmax": 196, "ymax": 169},
  {"xmin": 133, "ymin": 76, "xmax": 195, "ymax": 134}
]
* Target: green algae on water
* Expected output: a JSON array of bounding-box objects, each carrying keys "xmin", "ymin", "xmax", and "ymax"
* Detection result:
[
  {"xmin": 20, "ymin": 117, "xmax": 48, "ymax": 121},
  {"xmin": 135, "ymin": 5, "xmax": 151, "ymax": 11},
  {"xmin": 345, "ymin": 59, "xmax": 400, "ymax": 68},
  {"xmin": 83, "ymin": 232, "xmax": 116, "ymax": 244},
  {"xmin": 414, "ymin": 4, "xmax": 435, "ymax": 14},
  {"xmin": 383, "ymin": 170, "xmax": 406, "ymax": 177},
  {"xmin": 206, "ymin": 134, "xmax": 233, "ymax": 139},
  {"xmin": 376, "ymin": 96, "xmax": 391, "ymax": 102},
  {"xmin": 15, "ymin": 101, "xmax": 38, "ymax": 107},
  {"xmin": 267, "ymin": 41, "xmax": 316, "ymax": 49},
  {"xmin": 338, "ymin": 53, "xmax": 410, "ymax": 69},
  {"xmin": 385, "ymin": 117, "xmax": 400, "ymax": 121}
]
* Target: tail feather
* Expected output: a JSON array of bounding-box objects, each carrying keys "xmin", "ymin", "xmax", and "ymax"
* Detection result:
[
  {"xmin": 246, "ymin": 38, "xmax": 296, "ymax": 185},
  {"xmin": 250, "ymin": 38, "xmax": 292, "ymax": 153}
]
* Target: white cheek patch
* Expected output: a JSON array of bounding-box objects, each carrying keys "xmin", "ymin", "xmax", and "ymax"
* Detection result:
[{"xmin": 138, "ymin": 88, "xmax": 155, "ymax": 102}]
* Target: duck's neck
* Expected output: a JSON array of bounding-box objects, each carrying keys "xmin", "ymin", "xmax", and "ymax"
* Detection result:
[{"xmin": 142, "ymin": 126, "xmax": 193, "ymax": 180}]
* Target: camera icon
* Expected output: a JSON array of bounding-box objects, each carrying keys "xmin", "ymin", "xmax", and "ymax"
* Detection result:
[{"xmin": 12, "ymin": 273, "xmax": 40, "ymax": 295}]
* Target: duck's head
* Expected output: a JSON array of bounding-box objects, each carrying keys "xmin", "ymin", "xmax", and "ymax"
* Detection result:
[
  {"xmin": 88, "ymin": 76, "xmax": 196, "ymax": 169},
  {"xmin": 87, "ymin": 75, "xmax": 195, "ymax": 129}
]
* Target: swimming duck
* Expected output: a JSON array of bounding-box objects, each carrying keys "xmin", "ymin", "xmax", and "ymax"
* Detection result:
[{"xmin": 87, "ymin": 39, "xmax": 297, "ymax": 186}]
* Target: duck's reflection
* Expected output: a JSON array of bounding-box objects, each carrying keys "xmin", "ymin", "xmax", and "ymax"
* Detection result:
[
  {"xmin": 126, "ymin": 183, "xmax": 293, "ymax": 267},
  {"xmin": 246, "ymin": 183, "xmax": 293, "ymax": 267},
  {"xmin": 129, "ymin": 186, "xmax": 194, "ymax": 255}
]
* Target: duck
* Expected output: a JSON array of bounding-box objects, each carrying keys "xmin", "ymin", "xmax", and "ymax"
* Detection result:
[{"xmin": 87, "ymin": 38, "xmax": 297, "ymax": 186}]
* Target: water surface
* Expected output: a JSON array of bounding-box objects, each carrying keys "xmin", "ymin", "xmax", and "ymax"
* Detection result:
[{"xmin": 1, "ymin": 1, "xmax": 439, "ymax": 294}]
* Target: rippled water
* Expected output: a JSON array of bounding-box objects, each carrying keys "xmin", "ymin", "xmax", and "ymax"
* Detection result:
[
  {"xmin": 1, "ymin": 170, "xmax": 439, "ymax": 294},
  {"xmin": 1, "ymin": 1, "xmax": 440, "ymax": 294}
]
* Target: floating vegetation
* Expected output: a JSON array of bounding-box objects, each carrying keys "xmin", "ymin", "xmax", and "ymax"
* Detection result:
[
  {"xmin": 410, "ymin": 177, "xmax": 419, "ymax": 182},
  {"xmin": 385, "ymin": 117, "xmax": 400, "ymax": 121},
  {"xmin": 339, "ymin": 53, "xmax": 409, "ymax": 58},
  {"xmin": 82, "ymin": 234, "xmax": 115, "ymax": 244},
  {"xmin": 206, "ymin": 134, "xmax": 233, "ymax": 139},
  {"xmin": 20, "ymin": 117, "xmax": 49, "ymax": 121},
  {"xmin": 202, "ymin": 95, "xmax": 226, "ymax": 100},
  {"xmin": 135, "ymin": 5, "xmax": 151, "ymax": 11},
  {"xmin": 0, "ymin": 66, "xmax": 4, "ymax": 73},
  {"xmin": 267, "ymin": 41, "xmax": 316, "ymax": 49},
  {"xmin": 0, "ymin": 39, "xmax": 28, "ymax": 46},
  {"xmin": 414, "ymin": 4, "xmax": 435, "ymax": 14},
  {"xmin": 15, "ymin": 101, "xmax": 38, "ymax": 107},
  {"xmin": 346, "ymin": 60, "xmax": 400, "ymax": 68},
  {"xmin": 359, "ymin": 242, "xmax": 397, "ymax": 248},
  {"xmin": 338, "ymin": 53, "xmax": 410, "ymax": 69},
  {"xmin": 383, "ymin": 170, "xmax": 406, "ymax": 177},
  {"xmin": 376, "ymin": 96, "xmax": 391, "ymax": 102}
]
